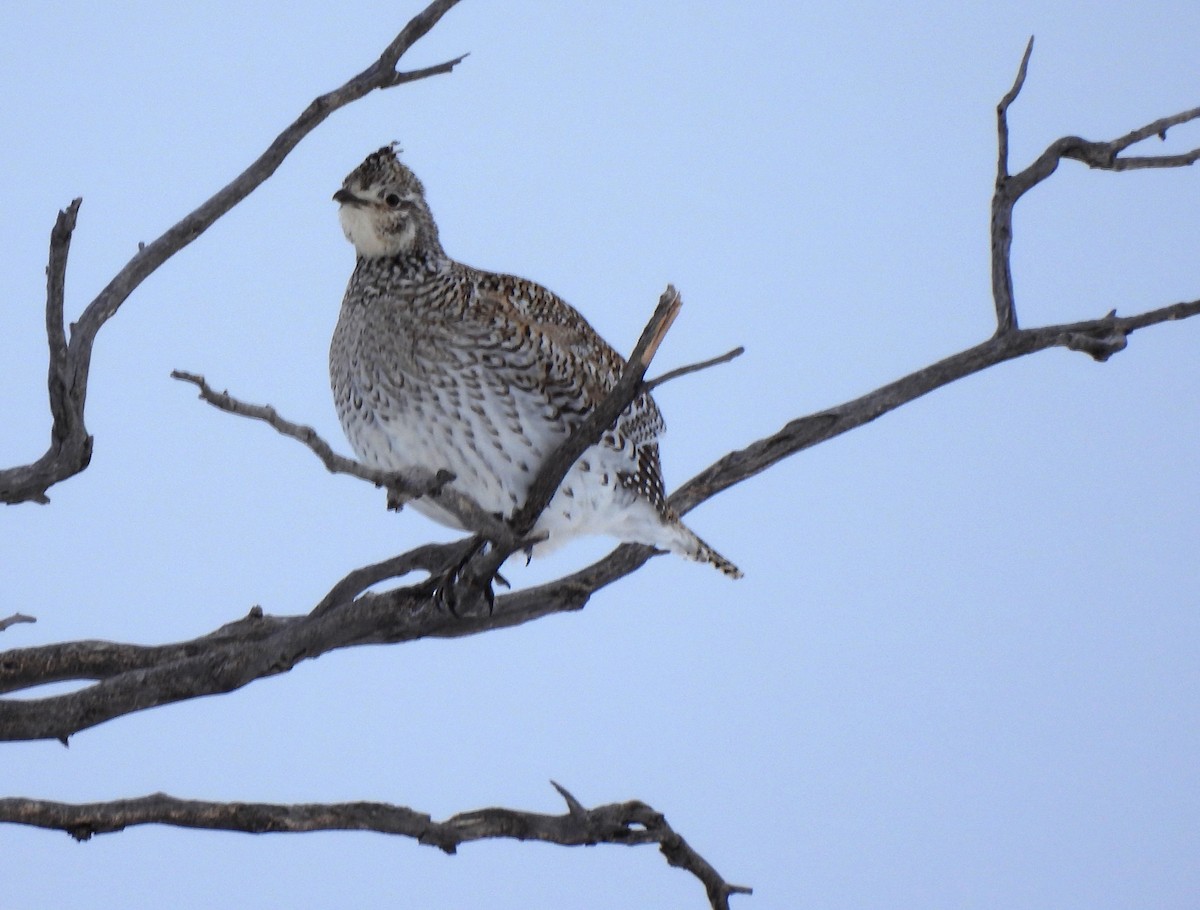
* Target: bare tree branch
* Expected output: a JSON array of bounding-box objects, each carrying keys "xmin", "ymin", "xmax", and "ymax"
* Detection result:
[
  {"xmin": 990, "ymin": 35, "xmax": 1035, "ymax": 334},
  {"xmin": 169, "ymin": 370, "xmax": 510, "ymax": 543},
  {"xmin": 510, "ymin": 285, "xmax": 682, "ymax": 539},
  {"xmin": 644, "ymin": 346, "xmax": 745, "ymax": 393},
  {"xmin": 0, "ymin": 0, "xmax": 467, "ymax": 506},
  {"xmin": 0, "ymin": 201, "xmax": 93, "ymax": 505},
  {"xmin": 171, "ymin": 370, "xmax": 447, "ymax": 499},
  {"xmin": 991, "ymin": 39, "xmax": 1200, "ymax": 337},
  {"xmin": 0, "ymin": 614, "xmax": 36, "ymax": 633},
  {"xmin": 0, "ymin": 785, "xmax": 751, "ymax": 910}
]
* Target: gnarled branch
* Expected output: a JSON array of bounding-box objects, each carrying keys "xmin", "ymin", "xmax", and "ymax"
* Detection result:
[
  {"xmin": 991, "ymin": 35, "xmax": 1200, "ymax": 336},
  {"xmin": 0, "ymin": 784, "xmax": 751, "ymax": 910},
  {"xmin": 0, "ymin": 0, "xmax": 467, "ymax": 506}
]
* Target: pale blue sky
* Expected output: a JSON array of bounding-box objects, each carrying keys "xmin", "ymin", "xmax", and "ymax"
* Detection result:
[{"xmin": 2, "ymin": 2, "xmax": 1199, "ymax": 908}]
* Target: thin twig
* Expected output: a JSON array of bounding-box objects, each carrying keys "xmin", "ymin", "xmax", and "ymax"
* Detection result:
[
  {"xmin": 1011, "ymin": 106, "xmax": 1200, "ymax": 189},
  {"xmin": 996, "ymin": 36, "xmax": 1035, "ymax": 180},
  {"xmin": 990, "ymin": 36, "xmax": 1034, "ymax": 335},
  {"xmin": 644, "ymin": 346, "xmax": 744, "ymax": 392},
  {"xmin": 0, "ymin": 614, "xmax": 36, "ymax": 633},
  {"xmin": 1057, "ymin": 105, "xmax": 1200, "ymax": 170},
  {"xmin": 169, "ymin": 371, "xmax": 516, "ymax": 545},
  {"xmin": 170, "ymin": 371, "xmax": 439, "ymax": 501},
  {"xmin": 1110, "ymin": 106, "xmax": 1200, "ymax": 152},
  {"xmin": 390, "ymin": 52, "xmax": 470, "ymax": 86}
]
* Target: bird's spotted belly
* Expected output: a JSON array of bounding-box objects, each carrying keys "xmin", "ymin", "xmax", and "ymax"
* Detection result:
[{"xmin": 339, "ymin": 392, "xmax": 658, "ymax": 550}]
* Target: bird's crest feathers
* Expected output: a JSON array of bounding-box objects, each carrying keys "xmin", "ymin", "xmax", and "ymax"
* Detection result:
[{"xmin": 342, "ymin": 142, "xmax": 416, "ymax": 192}]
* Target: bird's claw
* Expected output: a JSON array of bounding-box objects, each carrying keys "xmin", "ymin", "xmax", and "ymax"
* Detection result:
[{"xmin": 429, "ymin": 536, "xmax": 506, "ymax": 616}]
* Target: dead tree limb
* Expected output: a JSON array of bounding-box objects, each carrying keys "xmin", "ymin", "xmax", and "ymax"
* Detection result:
[
  {"xmin": 0, "ymin": 784, "xmax": 751, "ymax": 910},
  {"xmin": 0, "ymin": 614, "xmax": 36, "ymax": 633},
  {"xmin": 13, "ymin": 39, "xmax": 1194, "ymax": 740},
  {"xmin": 0, "ymin": 0, "xmax": 467, "ymax": 506},
  {"xmin": 991, "ymin": 35, "xmax": 1200, "ymax": 335}
]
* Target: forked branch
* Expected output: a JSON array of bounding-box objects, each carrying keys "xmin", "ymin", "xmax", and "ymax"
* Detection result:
[
  {"xmin": 991, "ymin": 36, "xmax": 1200, "ymax": 334},
  {"xmin": 0, "ymin": 0, "xmax": 467, "ymax": 506}
]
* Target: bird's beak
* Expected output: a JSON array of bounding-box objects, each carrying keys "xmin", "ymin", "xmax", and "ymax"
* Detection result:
[{"xmin": 333, "ymin": 188, "xmax": 363, "ymax": 206}]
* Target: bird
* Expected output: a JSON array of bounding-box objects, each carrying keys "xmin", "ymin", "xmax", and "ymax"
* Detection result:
[{"xmin": 329, "ymin": 144, "xmax": 741, "ymax": 579}]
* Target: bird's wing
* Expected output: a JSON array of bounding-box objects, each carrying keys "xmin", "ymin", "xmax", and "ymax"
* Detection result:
[{"xmin": 465, "ymin": 271, "xmax": 666, "ymax": 445}]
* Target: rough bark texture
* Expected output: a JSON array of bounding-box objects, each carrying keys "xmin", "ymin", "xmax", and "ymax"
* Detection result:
[{"xmin": 0, "ymin": 785, "xmax": 751, "ymax": 910}]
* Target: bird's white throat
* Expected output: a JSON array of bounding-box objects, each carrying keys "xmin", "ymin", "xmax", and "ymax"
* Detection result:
[{"xmin": 338, "ymin": 203, "xmax": 415, "ymax": 258}]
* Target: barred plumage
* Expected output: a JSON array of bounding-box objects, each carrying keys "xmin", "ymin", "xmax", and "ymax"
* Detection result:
[{"xmin": 329, "ymin": 145, "xmax": 741, "ymax": 578}]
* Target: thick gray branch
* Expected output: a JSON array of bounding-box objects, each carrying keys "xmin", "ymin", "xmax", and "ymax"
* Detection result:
[
  {"xmin": 0, "ymin": 0, "xmax": 466, "ymax": 506},
  {"xmin": 0, "ymin": 785, "xmax": 751, "ymax": 910}
]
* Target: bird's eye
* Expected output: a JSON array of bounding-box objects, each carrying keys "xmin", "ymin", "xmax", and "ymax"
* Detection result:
[{"xmin": 384, "ymin": 193, "xmax": 402, "ymax": 208}]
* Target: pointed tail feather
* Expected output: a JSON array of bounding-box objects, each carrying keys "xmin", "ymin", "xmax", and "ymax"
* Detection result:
[
  {"xmin": 670, "ymin": 520, "xmax": 743, "ymax": 579},
  {"xmin": 693, "ymin": 536, "xmax": 744, "ymax": 579}
]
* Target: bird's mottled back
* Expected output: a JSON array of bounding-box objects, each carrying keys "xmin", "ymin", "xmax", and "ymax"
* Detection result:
[{"xmin": 329, "ymin": 144, "xmax": 741, "ymax": 578}]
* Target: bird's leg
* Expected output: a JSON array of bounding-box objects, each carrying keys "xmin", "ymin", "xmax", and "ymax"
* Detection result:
[{"xmin": 428, "ymin": 534, "xmax": 509, "ymax": 616}]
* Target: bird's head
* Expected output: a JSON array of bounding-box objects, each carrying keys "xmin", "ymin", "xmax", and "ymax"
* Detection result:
[{"xmin": 333, "ymin": 144, "xmax": 441, "ymax": 259}]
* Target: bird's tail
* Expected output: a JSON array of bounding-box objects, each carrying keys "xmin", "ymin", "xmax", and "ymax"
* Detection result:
[{"xmin": 670, "ymin": 519, "xmax": 743, "ymax": 579}]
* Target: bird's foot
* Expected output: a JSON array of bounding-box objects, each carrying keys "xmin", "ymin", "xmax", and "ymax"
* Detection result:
[{"xmin": 428, "ymin": 535, "xmax": 509, "ymax": 617}]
